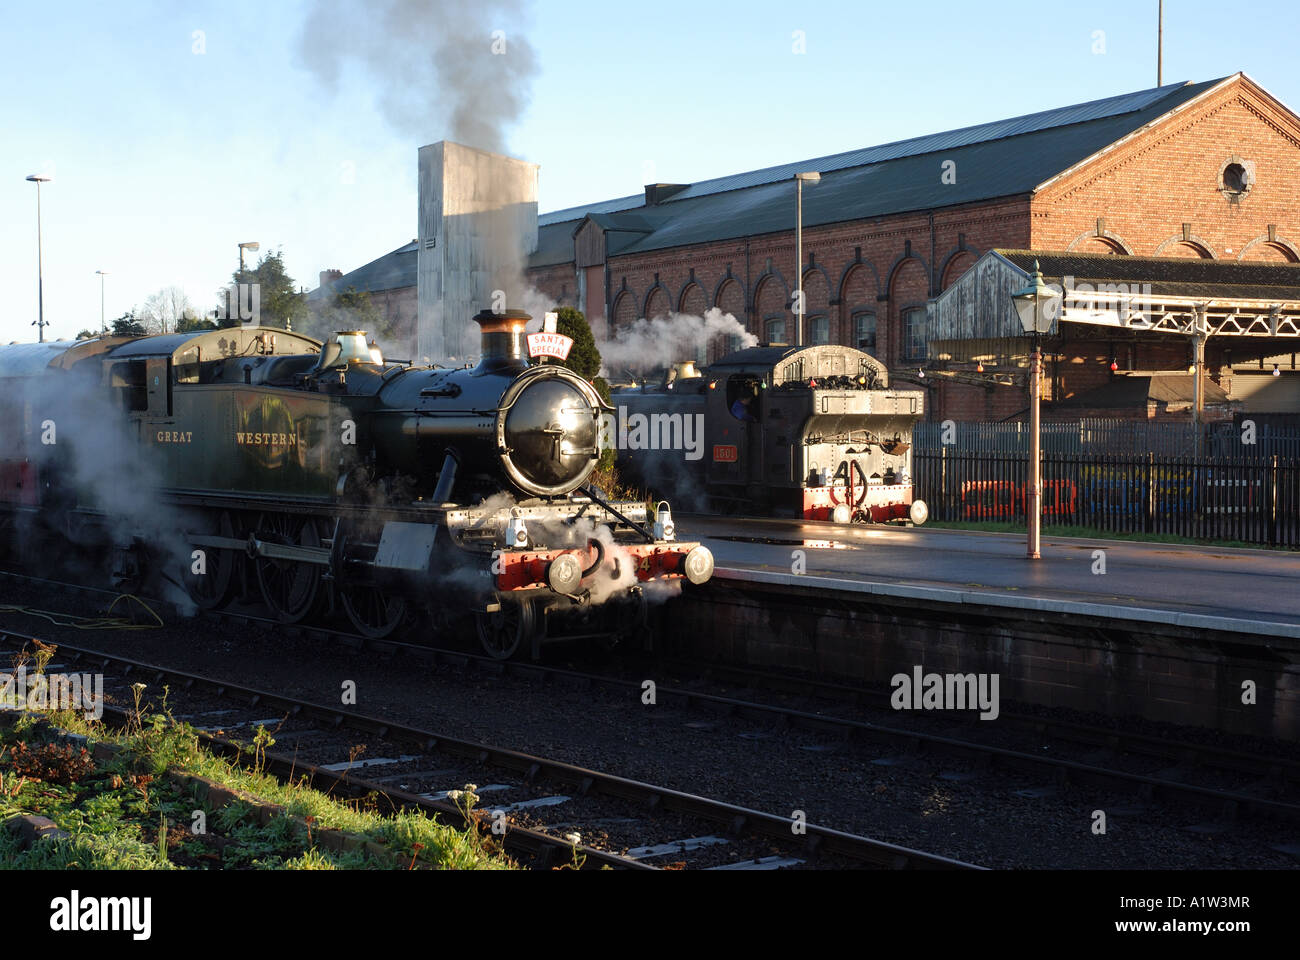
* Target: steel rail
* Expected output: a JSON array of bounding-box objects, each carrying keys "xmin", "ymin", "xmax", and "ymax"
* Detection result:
[
  {"xmin": 4, "ymin": 567, "xmax": 1296, "ymax": 822},
  {"xmin": 0, "ymin": 628, "xmax": 976, "ymax": 870}
]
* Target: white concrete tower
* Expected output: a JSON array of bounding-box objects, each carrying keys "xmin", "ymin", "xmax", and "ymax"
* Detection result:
[{"xmin": 417, "ymin": 141, "xmax": 539, "ymax": 361}]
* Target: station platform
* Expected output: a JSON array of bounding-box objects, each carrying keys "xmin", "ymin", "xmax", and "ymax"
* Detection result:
[
  {"xmin": 684, "ymin": 516, "xmax": 1300, "ymax": 642},
  {"xmin": 671, "ymin": 516, "xmax": 1299, "ymax": 737}
]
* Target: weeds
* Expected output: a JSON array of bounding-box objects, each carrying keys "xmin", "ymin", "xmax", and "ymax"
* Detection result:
[
  {"xmin": 0, "ymin": 703, "xmax": 514, "ymax": 870},
  {"xmin": 251, "ymin": 725, "xmax": 276, "ymax": 775},
  {"xmin": 5, "ymin": 741, "xmax": 95, "ymax": 785}
]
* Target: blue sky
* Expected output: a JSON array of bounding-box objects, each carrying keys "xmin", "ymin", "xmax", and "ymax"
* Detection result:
[{"xmin": 2, "ymin": 0, "xmax": 1296, "ymax": 343}]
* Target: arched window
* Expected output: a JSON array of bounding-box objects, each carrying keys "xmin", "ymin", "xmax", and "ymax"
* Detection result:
[
  {"xmin": 902, "ymin": 307, "xmax": 927, "ymax": 361},
  {"xmin": 765, "ymin": 317, "xmax": 786, "ymax": 344},
  {"xmin": 612, "ymin": 290, "xmax": 637, "ymax": 332},
  {"xmin": 714, "ymin": 278, "xmax": 746, "ymax": 362},
  {"xmin": 808, "ymin": 315, "xmax": 829, "ymax": 345},
  {"xmin": 852, "ymin": 311, "xmax": 876, "ymax": 351},
  {"xmin": 645, "ymin": 286, "xmax": 671, "ymax": 319}
]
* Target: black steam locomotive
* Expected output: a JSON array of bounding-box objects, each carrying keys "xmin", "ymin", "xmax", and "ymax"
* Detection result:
[
  {"xmin": 0, "ymin": 309, "xmax": 713, "ymax": 658},
  {"xmin": 612, "ymin": 343, "xmax": 928, "ymax": 525}
]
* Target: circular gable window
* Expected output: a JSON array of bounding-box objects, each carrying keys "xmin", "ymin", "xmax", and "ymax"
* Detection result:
[{"xmin": 1219, "ymin": 157, "xmax": 1253, "ymax": 199}]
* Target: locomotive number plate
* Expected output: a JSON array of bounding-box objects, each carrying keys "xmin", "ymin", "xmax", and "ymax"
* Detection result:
[{"xmin": 713, "ymin": 444, "xmax": 738, "ymax": 463}]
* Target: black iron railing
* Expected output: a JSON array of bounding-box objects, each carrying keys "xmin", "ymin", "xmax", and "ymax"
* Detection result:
[{"xmin": 915, "ymin": 449, "xmax": 1300, "ymax": 548}]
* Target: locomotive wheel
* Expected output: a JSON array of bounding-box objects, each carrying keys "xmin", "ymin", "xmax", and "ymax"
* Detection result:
[
  {"xmin": 183, "ymin": 512, "xmax": 236, "ymax": 610},
  {"xmin": 340, "ymin": 585, "xmax": 408, "ymax": 639},
  {"xmin": 475, "ymin": 598, "xmax": 536, "ymax": 660},
  {"xmin": 255, "ymin": 513, "xmax": 322, "ymax": 623}
]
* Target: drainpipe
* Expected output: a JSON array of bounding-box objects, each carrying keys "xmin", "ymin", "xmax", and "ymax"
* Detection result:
[
  {"xmin": 744, "ymin": 240, "xmax": 752, "ymax": 335},
  {"xmin": 929, "ymin": 210, "xmax": 937, "ymax": 295}
]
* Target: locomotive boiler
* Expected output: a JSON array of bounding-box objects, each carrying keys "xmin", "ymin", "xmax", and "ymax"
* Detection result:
[
  {"xmin": 0, "ymin": 309, "xmax": 713, "ymax": 659},
  {"xmin": 612, "ymin": 343, "xmax": 928, "ymax": 525}
]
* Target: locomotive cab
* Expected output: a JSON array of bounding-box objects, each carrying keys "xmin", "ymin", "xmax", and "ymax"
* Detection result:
[{"xmin": 617, "ymin": 342, "xmax": 927, "ymax": 525}]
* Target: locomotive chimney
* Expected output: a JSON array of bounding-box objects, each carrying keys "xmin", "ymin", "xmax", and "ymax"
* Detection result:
[{"xmin": 473, "ymin": 309, "xmax": 531, "ymax": 372}]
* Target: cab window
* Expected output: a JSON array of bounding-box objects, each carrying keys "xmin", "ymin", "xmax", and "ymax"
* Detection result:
[
  {"xmin": 175, "ymin": 346, "xmax": 200, "ymax": 384},
  {"xmin": 726, "ymin": 375, "xmax": 761, "ymax": 422},
  {"xmin": 108, "ymin": 360, "xmax": 148, "ymax": 413}
]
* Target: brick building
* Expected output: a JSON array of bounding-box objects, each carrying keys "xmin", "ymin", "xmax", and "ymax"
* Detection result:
[
  {"xmin": 311, "ymin": 72, "xmax": 1300, "ymax": 420},
  {"xmin": 308, "ymin": 241, "xmax": 419, "ymax": 345}
]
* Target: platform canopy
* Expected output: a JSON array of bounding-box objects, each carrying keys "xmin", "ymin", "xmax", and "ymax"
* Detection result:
[{"xmin": 929, "ymin": 249, "xmax": 1300, "ymax": 348}]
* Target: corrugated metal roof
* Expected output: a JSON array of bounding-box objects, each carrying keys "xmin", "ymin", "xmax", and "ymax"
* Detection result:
[
  {"xmin": 605, "ymin": 80, "xmax": 1222, "ymax": 257},
  {"xmin": 539, "ymin": 193, "xmax": 644, "ymax": 226},
  {"xmin": 529, "ymin": 221, "xmax": 578, "ymax": 268},
  {"xmin": 339, "ymin": 77, "xmax": 1235, "ymax": 285},
  {"xmin": 529, "ymin": 212, "xmax": 667, "ymax": 267},
  {"xmin": 537, "ymin": 78, "xmax": 1224, "ymax": 232},
  {"xmin": 658, "ymin": 82, "xmax": 1199, "ymax": 204},
  {"xmin": 308, "ymin": 241, "xmax": 418, "ymax": 301}
]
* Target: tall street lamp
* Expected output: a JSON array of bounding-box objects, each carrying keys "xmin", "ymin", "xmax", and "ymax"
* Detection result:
[
  {"xmin": 26, "ymin": 174, "xmax": 53, "ymax": 342},
  {"xmin": 1011, "ymin": 260, "xmax": 1062, "ymax": 560},
  {"xmin": 793, "ymin": 172, "xmax": 820, "ymax": 346},
  {"xmin": 95, "ymin": 270, "xmax": 109, "ymax": 334},
  {"xmin": 238, "ymin": 241, "xmax": 260, "ymax": 273}
]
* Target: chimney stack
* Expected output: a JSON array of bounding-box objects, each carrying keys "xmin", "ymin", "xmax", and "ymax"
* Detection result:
[
  {"xmin": 473, "ymin": 309, "xmax": 530, "ymax": 372},
  {"xmin": 319, "ymin": 269, "xmax": 343, "ymax": 290}
]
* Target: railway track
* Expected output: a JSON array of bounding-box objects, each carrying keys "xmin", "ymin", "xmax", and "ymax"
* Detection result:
[
  {"xmin": 188, "ymin": 606, "xmax": 1300, "ymax": 829},
  {"xmin": 0, "ymin": 627, "xmax": 975, "ymax": 871},
  {"xmin": 4, "ymin": 568, "xmax": 1298, "ymax": 858}
]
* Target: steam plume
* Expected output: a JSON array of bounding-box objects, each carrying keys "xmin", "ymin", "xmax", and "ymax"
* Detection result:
[
  {"xmin": 297, "ymin": 0, "xmax": 538, "ymax": 155},
  {"xmin": 600, "ymin": 308, "xmax": 757, "ymax": 376}
]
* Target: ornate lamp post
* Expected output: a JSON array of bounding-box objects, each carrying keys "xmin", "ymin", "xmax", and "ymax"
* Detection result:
[{"xmin": 1011, "ymin": 260, "xmax": 1062, "ymax": 560}]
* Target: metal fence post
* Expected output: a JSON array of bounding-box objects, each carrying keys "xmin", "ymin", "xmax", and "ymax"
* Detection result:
[
  {"xmin": 1271, "ymin": 453, "xmax": 1279, "ymax": 548},
  {"xmin": 1146, "ymin": 452, "xmax": 1155, "ymax": 534}
]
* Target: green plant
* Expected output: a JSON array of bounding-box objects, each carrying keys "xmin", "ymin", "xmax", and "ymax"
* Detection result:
[
  {"xmin": 30, "ymin": 641, "xmax": 56, "ymax": 676},
  {"xmin": 554, "ymin": 307, "xmax": 601, "ymax": 381},
  {"xmin": 129, "ymin": 683, "xmax": 148, "ymax": 734},
  {"xmin": 251, "ymin": 725, "xmax": 277, "ymax": 775},
  {"xmin": 555, "ymin": 832, "xmax": 587, "ymax": 871},
  {"xmin": 1, "ymin": 697, "xmax": 516, "ymax": 870}
]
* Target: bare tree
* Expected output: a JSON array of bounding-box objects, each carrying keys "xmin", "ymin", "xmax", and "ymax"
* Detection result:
[{"xmin": 136, "ymin": 286, "xmax": 198, "ymax": 334}]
